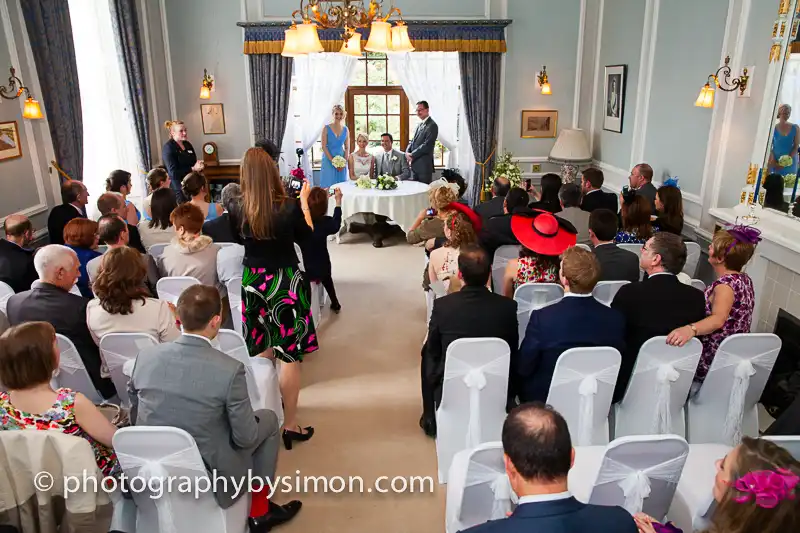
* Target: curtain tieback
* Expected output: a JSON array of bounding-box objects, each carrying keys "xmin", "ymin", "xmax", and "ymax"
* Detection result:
[
  {"xmin": 476, "ymin": 143, "xmax": 497, "ymax": 197},
  {"xmin": 51, "ymin": 160, "xmax": 74, "ymax": 183}
]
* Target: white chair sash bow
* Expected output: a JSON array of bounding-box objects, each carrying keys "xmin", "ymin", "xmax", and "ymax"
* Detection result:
[
  {"xmin": 711, "ymin": 350, "xmax": 773, "ymax": 445},
  {"xmin": 595, "ymin": 454, "xmax": 688, "ymax": 515},
  {"xmin": 550, "ymin": 365, "xmax": 618, "ymax": 446},
  {"xmin": 461, "ymin": 462, "xmax": 518, "ymax": 520},
  {"xmin": 632, "ymin": 352, "xmax": 699, "ymax": 434}
]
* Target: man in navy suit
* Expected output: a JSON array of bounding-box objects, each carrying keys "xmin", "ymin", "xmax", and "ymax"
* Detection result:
[
  {"xmin": 460, "ymin": 403, "xmax": 636, "ymax": 533},
  {"xmin": 517, "ymin": 246, "xmax": 625, "ymax": 403}
]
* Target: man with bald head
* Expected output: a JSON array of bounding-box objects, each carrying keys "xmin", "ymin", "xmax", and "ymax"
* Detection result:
[
  {"xmin": 475, "ymin": 176, "xmax": 511, "ymax": 226},
  {"xmin": 7, "ymin": 245, "xmax": 116, "ymax": 399},
  {"xmin": 47, "ymin": 180, "xmax": 88, "ymax": 245},
  {"xmin": 628, "ymin": 163, "xmax": 657, "ymax": 212},
  {"xmin": 0, "ymin": 214, "xmax": 38, "ymax": 292},
  {"xmin": 96, "ymin": 192, "xmax": 146, "ymax": 253}
]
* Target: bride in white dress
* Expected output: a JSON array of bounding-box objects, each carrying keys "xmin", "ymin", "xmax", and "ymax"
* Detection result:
[{"xmin": 348, "ymin": 132, "xmax": 375, "ymax": 180}]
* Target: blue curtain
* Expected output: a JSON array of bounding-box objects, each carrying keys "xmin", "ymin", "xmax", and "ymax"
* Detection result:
[{"xmin": 249, "ymin": 54, "xmax": 293, "ymax": 146}]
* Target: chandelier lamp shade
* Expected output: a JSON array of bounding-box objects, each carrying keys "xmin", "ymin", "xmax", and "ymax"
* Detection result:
[
  {"xmin": 281, "ymin": 0, "xmax": 414, "ymax": 57},
  {"xmin": 0, "ymin": 66, "xmax": 43, "ymax": 119}
]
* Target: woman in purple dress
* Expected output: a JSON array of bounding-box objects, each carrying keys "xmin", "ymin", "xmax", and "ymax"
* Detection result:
[{"xmin": 666, "ymin": 226, "xmax": 761, "ymax": 385}]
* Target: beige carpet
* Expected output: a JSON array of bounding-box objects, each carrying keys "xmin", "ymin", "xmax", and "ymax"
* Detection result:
[{"xmin": 275, "ymin": 231, "xmax": 445, "ymax": 532}]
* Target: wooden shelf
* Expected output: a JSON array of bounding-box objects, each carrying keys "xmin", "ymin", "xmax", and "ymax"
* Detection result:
[{"xmin": 205, "ymin": 163, "xmax": 240, "ymax": 181}]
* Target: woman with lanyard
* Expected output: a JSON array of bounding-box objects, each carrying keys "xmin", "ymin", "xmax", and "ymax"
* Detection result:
[{"xmin": 162, "ymin": 120, "xmax": 204, "ymax": 203}]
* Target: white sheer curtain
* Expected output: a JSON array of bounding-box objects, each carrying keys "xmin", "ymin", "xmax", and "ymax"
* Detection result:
[
  {"xmin": 780, "ymin": 55, "xmax": 800, "ymax": 116},
  {"xmin": 68, "ymin": 0, "xmax": 141, "ymax": 218},
  {"xmin": 288, "ymin": 54, "xmax": 358, "ymax": 183},
  {"xmin": 387, "ymin": 52, "xmax": 475, "ymax": 190}
]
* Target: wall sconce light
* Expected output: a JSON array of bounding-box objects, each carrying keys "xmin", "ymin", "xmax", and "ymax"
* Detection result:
[
  {"xmin": 0, "ymin": 66, "xmax": 42, "ymax": 119},
  {"xmin": 199, "ymin": 69, "xmax": 214, "ymax": 100},
  {"xmin": 695, "ymin": 56, "xmax": 749, "ymax": 108},
  {"xmin": 537, "ymin": 66, "xmax": 551, "ymax": 95}
]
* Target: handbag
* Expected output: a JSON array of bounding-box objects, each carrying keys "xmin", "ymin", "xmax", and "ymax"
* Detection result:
[{"xmin": 96, "ymin": 403, "xmax": 131, "ymax": 428}]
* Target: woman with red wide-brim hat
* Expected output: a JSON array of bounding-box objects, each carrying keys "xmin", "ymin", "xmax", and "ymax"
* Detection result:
[
  {"xmin": 501, "ymin": 209, "xmax": 578, "ymax": 297},
  {"xmin": 427, "ymin": 202, "xmax": 483, "ymax": 293}
]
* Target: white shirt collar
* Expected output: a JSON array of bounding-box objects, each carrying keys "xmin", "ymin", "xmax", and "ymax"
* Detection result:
[
  {"xmin": 585, "ymin": 188, "xmax": 601, "ymax": 195},
  {"xmin": 181, "ymin": 332, "xmax": 219, "ymax": 349},
  {"xmin": 563, "ymin": 292, "xmax": 592, "ymax": 298},
  {"xmin": 421, "ymin": 116, "xmax": 430, "ymax": 124},
  {"xmin": 71, "ymin": 203, "xmax": 84, "ymax": 214},
  {"xmin": 648, "ymin": 271, "xmax": 674, "ymax": 277},
  {"xmin": 518, "ymin": 491, "xmax": 572, "ymax": 505},
  {"xmin": 594, "ymin": 241, "xmax": 614, "ymax": 248}
]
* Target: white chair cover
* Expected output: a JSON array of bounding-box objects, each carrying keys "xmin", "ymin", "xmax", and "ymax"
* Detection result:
[
  {"xmin": 113, "ymin": 426, "xmax": 248, "ymax": 533},
  {"xmin": 156, "ymin": 276, "xmax": 201, "ymax": 305},
  {"xmin": 445, "ymin": 442, "xmax": 517, "ymax": 533},
  {"xmin": 667, "ymin": 443, "xmax": 731, "ymax": 533},
  {"xmin": 576, "ymin": 243, "xmax": 591, "ymax": 251},
  {"xmin": 617, "ymin": 243, "xmax": 643, "ymax": 258},
  {"xmin": 54, "ymin": 334, "xmax": 104, "ymax": 404},
  {"xmin": 97, "ymin": 245, "xmax": 109, "ymax": 254},
  {"xmin": 0, "ymin": 280, "xmax": 14, "ymax": 314},
  {"xmin": 687, "ymin": 334, "xmax": 781, "ymax": 445},
  {"xmin": 592, "ymin": 280, "xmax": 630, "ymax": 307},
  {"xmin": 98, "ymin": 333, "xmax": 158, "ymax": 406},
  {"xmin": 226, "ymin": 277, "xmax": 243, "ymax": 336},
  {"xmin": 689, "ymin": 279, "xmax": 706, "ymax": 292},
  {"xmin": 294, "ymin": 243, "xmax": 305, "ymax": 271},
  {"xmin": 684, "ymin": 242, "xmax": 701, "ymax": 278},
  {"xmin": 763, "ymin": 436, "xmax": 800, "ymax": 460},
  {"xmin": 615, "ymin": 337, "xmax": 703, "ymax": 438},
  {"xmin": 425, "ymin": 281, "xmax": 446, "ymax": 326},
  {"xmin": 436, "ymin": 338, "xmax": 510, "ymax": 484},
  {"xmin": 147, "ymin": 243, "xmax": 168, "ymax": 259},
  {"xmin": 513, "ymin": 283, "xmax": 563, "ymax": 344},
  {"xmin": 547, "ymin": 348, "xmax": 621, "ymax": 446},
  {"xmin": 491, "ymin": 245, "xmax": 520, "ymax": 294}
]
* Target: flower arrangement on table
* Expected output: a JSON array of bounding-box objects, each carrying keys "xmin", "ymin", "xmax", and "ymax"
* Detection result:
[
  {"xmin": 331, "ymin": 155, "xmax": 347, "ymax": 170},
  {"xmin": 483, "ymin": 150, "xmax": 523, "ymax": 192},
  {"xmin": 355, "ymin": 175, "xmax": 373, "ymax": 189},
  {"xmin": 778, "ymin": 155, "xmax": 794, "ymax": 167},
  {"xmin": 375, "ymin": 174, "xmax": 398, "ymax": 191}
]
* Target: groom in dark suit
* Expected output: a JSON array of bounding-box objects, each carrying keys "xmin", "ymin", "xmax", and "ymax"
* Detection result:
[{"xmin": 406, "ymin": 101, "xmax": 439, "ymax": 184}]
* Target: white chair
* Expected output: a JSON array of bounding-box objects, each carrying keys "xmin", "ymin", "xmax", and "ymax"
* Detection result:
[
  {"xmin": 98, "ymin": 333, "xmax": 159, "ymax": 406},
  {"xmin": 226, "ymin": 277, "xmax": 243, "ymax": 335},
  {"xmin": 217, "ymin": 242, "xmax": 239, "ymax": 249},
  {"xmin": 690, "ymin": 279, "xmax": 706, "ymax": 292},
  {"xmin": 54, "ymin": 334, "xmax": 104, "ymax": 404},
  {"xmin": 569, "ymin": 435, "xmax": 689, "ymax": 519},
  {"xmin": 667, "ymin": 443, "xmax": 731, "ymax": 533},
  {"xmin": 156, "ymin": 276, "xmax": 201, "ymax": 305},
  {"xmin": 0, "ymin": 280, "xmax": 14, "ymax": 314},
  {"xmin": 683, "ymin": 242, "xmax": 702, "ymax": 278},
  {"xmin": 513, "ymin": 283, "xmax": 563, "ymax": 344},
  {"xmin": 445, "ymin": 442, "xmax": 516, "ymax": 533},
  {"xmin": 147, "ymin": 243, "xmax": 168, "ymax": 259},
  {"xmin": 687, "ymin": 334, "xmax": 781, "ymax": 445},
  {"xmin": 763, "ymin": 436, "xmax": 800, "ymax": 460},
  {"xmin": 436, "ymin": 338, "xmax": 510, "ymax": 484},
  {"xmin": 592, "ymin": 280, "xmax": 630, "ymax": 306},
  {"xmin": 217, "ymin": 329, "xmax": 284, "ymax": 425},
  {"xmin": 294, "ymin": 243, "xmax": 305, "ymax": 271},
  {"xmin": 614, "ymin": 337, "xmax": 703, "ymax": 439},
  {"xmin": 96, "ymin": 245, "xmax": 109, "ymax": 254},
  {"xmin": 576, "ymin": 243, "xmax": 592, "ymax": 251},
  {"xmin": 546, "ymin": 348, "xmax": 621, "ymax": 446},
  {"xmin": 113, "ymin": 426, "xmax": 249, "ymax": 533},
  {"xmin": 491, "ymin": 245, "xmax": 520, "ymax": 294},
  {"xmin": 294, "ymin": 242, "xmax": 327, "ymax": 326},
  {"xmin": 426, "ymin": 280, "xmax": 447, "ymax": 326},
  {"xmin": 617, "ymin": 243, "xmax": 643, "ymax": 258}
]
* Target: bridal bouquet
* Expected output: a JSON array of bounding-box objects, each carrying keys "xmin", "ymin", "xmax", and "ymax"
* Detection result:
[
  {"xmin": 779, "ymin": 155, "xmax": 794, "ymax": 167},
  {"xmin": 376, "ymin": 174, "xmax": 398, "ymax": 191},
  {"xmin": 355, "ymin": 175, "xmax": 373, "ymax": 189},
  {"xmin": 331, "ymin": 155, "xmax": 347, "ymax": 170}
]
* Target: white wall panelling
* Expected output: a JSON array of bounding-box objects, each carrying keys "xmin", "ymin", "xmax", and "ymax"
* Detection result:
[{"xmin": 628, "ymin": 0, "xmax": 659, "ymax": 168}]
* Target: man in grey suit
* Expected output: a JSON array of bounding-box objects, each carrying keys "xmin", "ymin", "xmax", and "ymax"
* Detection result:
[
  {"xmin": 406, "ymin": 101, "xmax": 439, "ymax": 184},
  {"xmin": 128, "ymin": 285, "xmax": 301, "ymax": 533},
  {"xmin": 629, "ymin": 162, "xmax": 657, "ymax": 213},
  {"xmin": 376, "ymin": 133, "xmax": 410, "ymax": 179},
  {"xmin": 556, "ymin": 183, "xmax": 591, "ymax": 245}
]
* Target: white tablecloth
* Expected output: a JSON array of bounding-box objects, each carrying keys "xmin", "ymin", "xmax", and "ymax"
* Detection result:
[{"xmin": 328, "ymin": 181, "xmax": 430, "ymax": 233}]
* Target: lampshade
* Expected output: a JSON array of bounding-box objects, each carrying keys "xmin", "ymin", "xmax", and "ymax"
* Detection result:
[
  {"xmin": 296, "ymin": 21, "xmax": 324, "ymax": 54},
  {"xmin": 281, "ymin": 26, "xmax": 304, "ymax": 57},
  {"xmin": 540, "ymin": 83, "xmax": 552, "ymax": 95},
  {"xmin": 390, "ymin": 23, "xmax": 415, "ymax": 53},
  {"xmin": 199, "ymin": 85, "xmax": 211, "ymax": 99},
  {"xmin": 695, "ymin": 83, "xmax": 715, "ymax": 108},
  {"xmin": 22, "ymin": 97, "xmax": 42, "ymax": 119},
  {"xmin": 365, "ymin": 20, "xmax": 392, "ymax": 53},
  {"xmin": 339, "ymin": 32, "xmax": 363, "ymax": 57},
  {"xmin": 548, "ymin": 129, "xmax": 592, "ymax": 163}
]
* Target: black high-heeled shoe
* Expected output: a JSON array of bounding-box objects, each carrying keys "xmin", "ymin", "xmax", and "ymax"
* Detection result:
[{"xmin": 282, "ymin": 426, "xmax": 314, "ymax": 450}]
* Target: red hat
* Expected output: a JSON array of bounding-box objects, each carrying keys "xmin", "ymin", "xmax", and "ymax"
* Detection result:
[
  {"xmin": 510, "ymin": 209, "xmax": 577, "ymax": 256},
  {"xmin": 447, "ymin": 202, "xmax": 482, "ymax": 233}
]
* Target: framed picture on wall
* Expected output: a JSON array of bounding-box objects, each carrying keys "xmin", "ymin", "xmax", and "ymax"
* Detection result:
[
  {"xmin": 0, "ymin": 121, "xmax": 22, "ymax": 161},
  {"xmin": 603, "ymin": 65, "xmax": 627, "ymax": 133},
  {"xmin": 201, "ymin": 103, "xmax": 226, "ymax": 135},
  {"xmin": 520, "ymin": 110, "xmax": 558, "ymax": 138}
]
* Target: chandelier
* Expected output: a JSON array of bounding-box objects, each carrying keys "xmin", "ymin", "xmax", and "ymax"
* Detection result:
[{"xmin": 281, "ymin": 0, "xmax": 415, "ymax": 57}]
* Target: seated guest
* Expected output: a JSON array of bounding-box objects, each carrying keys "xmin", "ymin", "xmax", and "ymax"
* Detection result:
[
  {"xmin": 518, "ymin": 247, "xmax": 625, "ymax": 403},
  {"xmin": 462, "ymin": 403, "xmax": 636, "ymax": 533},
  {"xmin": 580, "ymin": 168, "xmax": 617, "ymax": 213},
  {"xmin": 408, "ymin": 185, "xmax": 458, "ymax": 291},
  {"xmin": 442, "ymin": 168, "xmax": 468, "ymax": 204},
  {"xmin": 667, "ymin": 226, "xmax": 759, "ymax": 387},
  {"xmin": 629, "ymin": 163, "xmax": 657, "ymax": 212},
  {"xmin": 528, "ymin": 173, "xmax": 562, "ymax": 214},
  {"xmin": 611, "ymin": 233, "xmax": 706, "ymax": 403},
  {"xmin": 502, "ymin": 210, "xmax": 577, "ymax": 298},
  {"xmin": 480, "ymin": 187, "xmax": 531, "ymax": 260},
  {"xmin": 6, "ymin": 245, "xmax": 115, "ymax": 399},
  {"xmin": 615, "ymin": 190, "xmax": 654, "ymax": 244},
  {"xmin": 106, "ymin": 169, "xmax": 140, "ymax": 224},
  {"xmin": 556, "ymin": 183, "xmax": 591, "ymax": 245},
  {"xmin": 654, "ymin": 184, "xmax": 684, "ymax": 236},
  {"xmin": 141, "ymin": 167, "xmax": 170, "ymax": 222},
  {"xmin": 299, "ymin": 187, "xmax": 343, "ymax": 313},
  {"xmin": 63, "ymin": 218, "xmax": 101, "ymax": 298},
  {"xmin": 203, "ymin": 183, "xmax": 243, "ymax": 243},
  {"xmin": 87, "ymin": 215, "xmax": 159, "ymax": 292},
  {"xmin": 428, "ymin": 205, "xmax": 481, "ymax": 293},
  {"xmin": 763, "ymin": 173, "xmax": 790, "ymax": 212},
  {"xmin": 590, "ymin": 209, "xmax": 640, "ymax": 283},
  {"xmin": 87, "ymin": 246, "xmax": 180, "ymax": 343},
  {"xmin": 475, "ymin": 176, "xmax": 511, "ymax": 226},
  {"xmin": 421, "ymin": 245, "xmax": 518, "ymax": 436},
  {"xmin": 0, "ymin": 322, "xmax": 121, "ymax": 477},
  {"xmin": 128, "ymin": 285, "xmax": 301, "ymax": 530},
  {"xmin": 97, "ymin": 192, "xmax": 146, "ymax": 253},
  {"xmin": 138, "ymin": 188, "xmax": 177, "ymax": 250},
  {"xmin": 47, "ymin": 180, "xmax": 88, "ymax": 245},
  {"xmin": 182, "ymin": 171, "xmax": 223, "ymax": 222},
  {"xmin": 0, "ymin": 214, "xmax": 38, "ymax": 292}
]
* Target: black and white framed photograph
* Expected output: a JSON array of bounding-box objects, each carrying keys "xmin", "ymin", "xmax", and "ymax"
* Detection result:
[{"xmin": 603, "ymin": 65, "xmax": 627, "ymax": 133}]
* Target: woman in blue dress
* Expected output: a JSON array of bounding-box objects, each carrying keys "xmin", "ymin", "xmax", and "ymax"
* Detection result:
[
  {"xmin": 320, "ymin": 105, "xmax": 350, "ymax": 189},
  {"xmin": 769, "ymin": 103, "xmax": 799, "ymax": 178}
]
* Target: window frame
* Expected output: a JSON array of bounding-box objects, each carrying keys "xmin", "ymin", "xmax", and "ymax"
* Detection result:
[{"xmin": 345, "ymin": 86, "xmax": 410, "ymax": 152}]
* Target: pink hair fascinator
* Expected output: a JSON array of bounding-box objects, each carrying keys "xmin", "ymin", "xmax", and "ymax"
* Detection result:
[{"xmin": 732, "ymin": 469, "xmax": 799, "ymax": 509}]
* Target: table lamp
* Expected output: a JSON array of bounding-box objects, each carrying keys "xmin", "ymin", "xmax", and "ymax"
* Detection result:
[{"xmin": 548, "ymin": 129, "xmax": 592, "ymax": 184}]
